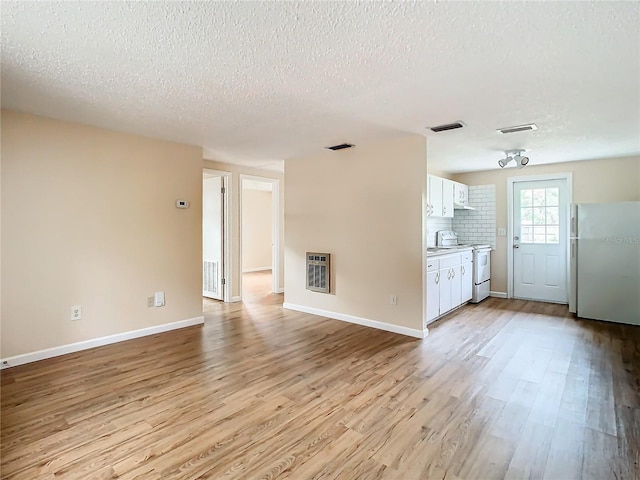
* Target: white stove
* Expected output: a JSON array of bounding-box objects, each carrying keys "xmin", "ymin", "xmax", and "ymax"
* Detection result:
[{"xmin": 437, "ymin": 230, "xmax": 491, "ymax": 303}]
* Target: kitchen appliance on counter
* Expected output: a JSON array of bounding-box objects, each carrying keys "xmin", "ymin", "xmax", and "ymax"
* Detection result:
[
  {"xmin": 437, "ymin": 230, "xmax": 492, "ymax": 303},
  {"xmin": 569, "ymin": 202, "xmax": 640, "ymax": 325}
]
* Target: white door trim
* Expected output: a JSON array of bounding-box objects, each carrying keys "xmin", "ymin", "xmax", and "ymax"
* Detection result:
[
  {"xmin": 507, "ymin": 172, "xmax": 573, "ymax": 299},
  {"xmin": 239, "ymin": 174, "xmax": 282, "ymax": 296},
  {"xmin": 203, "ymin": 169, "xmax": 232, "ymax": 302}
]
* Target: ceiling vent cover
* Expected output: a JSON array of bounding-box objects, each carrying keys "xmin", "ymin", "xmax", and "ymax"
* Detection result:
[
  {"xmin": 498, "ymin": 123, "xmax": 538, "ymax": 134},
  {"xmin": 326, "ymin": 143, "xmax": 354, "ymax": 151},
  {"xmin": 430, "ymin": 122, "xmax": 464, "ymax": 133},
  {"xmin": 306, "ymin": 252, "xmax": 330, "ymax": 293}
]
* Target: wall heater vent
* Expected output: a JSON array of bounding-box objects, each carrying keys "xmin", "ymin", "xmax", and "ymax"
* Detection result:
[
  {"xmin": 203, "ymin": 261, "xmax": 219, "ymax": 294},
  {"xmin": 306, "ymin": 252, "xmax": 330, "ymax": 293}
]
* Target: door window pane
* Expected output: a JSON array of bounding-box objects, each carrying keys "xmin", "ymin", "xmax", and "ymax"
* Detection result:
[
  {"xmin": 546, "ymin": 188, "xmax": 559, "ymax": 206},
  {"xmin": 533, "ymin": 207, "xmax": 546, "ymax": 225},
  {"xmin": 533, "ymin": 226, "xmax": 546, "ymax": 243},
  {"xmin": 520, "ymin": 190, "xmax": 533, "ymax": 207},
  {"xmin": 521, "ymin": 226, "xmax": 533, "ymax": 243},
  {"xmin": 533, "ymin": 189, "xmax": 546, "ymax": 206},
  {"xmin": 546, "ymin": 207, "xmax": 559, "ymax": 225},
  {"xmin": 546, "ymin": 226, "xmax": 559, "ymax": 243},
  {"xmin": 521, "ymin": 208, "xmax": 533, "ymax": 225}
]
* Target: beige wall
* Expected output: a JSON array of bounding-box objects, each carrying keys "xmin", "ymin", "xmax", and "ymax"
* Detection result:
[
  {"xmin": 284, "ymin": 135, "xmax": 427, "ymax": 332},
  {"xmin": 202, "ymin": 160, "xmax": 284, "ymax": 297},
  {"xmin": 242, "ymin": 189, "xmax": 273, "ymax": 271},
  {"xmin": 452, "ymin": 155, "xmax": 640, "ymax": 293},
  {"xmin": 1, "ymin": 110, "xmax": 203, "ymax": 358}
]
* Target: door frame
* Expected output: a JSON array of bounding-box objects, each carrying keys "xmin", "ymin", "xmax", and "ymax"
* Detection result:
[
  {"xmin": 507, "ymin": 172, "xmax": 573, "ymax": 300},
  {"xmin": 203, "ymin": 168, "xmax": 231, "ymax": 302},
  {"xmin": 239, "ymin": 174, "xmax": 282, "ymax": 296}
]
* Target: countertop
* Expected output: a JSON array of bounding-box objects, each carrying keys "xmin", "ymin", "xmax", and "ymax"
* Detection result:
[{"xmin": 426, "ymin": 246, "xmax": 474, "ymax": 257}]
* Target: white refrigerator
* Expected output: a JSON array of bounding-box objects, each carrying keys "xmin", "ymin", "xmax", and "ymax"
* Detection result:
[{"xmin": 569, "ymin": 202, "xmax": 640, "ymax": 326}]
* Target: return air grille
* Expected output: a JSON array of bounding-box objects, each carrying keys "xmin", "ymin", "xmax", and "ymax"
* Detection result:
[
  {"xmin": 430, "ymin": 122, "xmax": 464, "ymax": 132},
  {"xmin": 497, "ymin": 123, "xmax": 538, "ymax": 134},
  {"xmin": 326, "ymin": 143, "xmax": 354, "ymax": 151},
  {"xmin": 306, "ymin": 252, "xmax": 330, "ymax": 293},
  {"xmin": 203, "ymin": 261, "xmax": 219, "ymax": 294}
]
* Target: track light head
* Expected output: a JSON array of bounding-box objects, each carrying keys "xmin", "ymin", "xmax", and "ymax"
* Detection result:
[
  {"xmin": 516, "ymin": 155, "xmax": 529, "ymax": 169},
  {"xmin": 498, "ymin": 156, "xmax": 513, "ymax": 168}
]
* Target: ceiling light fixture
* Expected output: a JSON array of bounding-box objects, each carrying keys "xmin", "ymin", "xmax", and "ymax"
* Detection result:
[{"xmin": 499, "ymin": 150, "xmax": 529, "ymax": 169}]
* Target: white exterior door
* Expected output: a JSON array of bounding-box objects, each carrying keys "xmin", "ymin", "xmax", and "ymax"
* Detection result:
[
  {"xmin": 512, "ymin": 178, "xmax": 568, "ymax": 303},
  {"xmin": 203, "ymin": 175, "xmax": 225, "ymax": 300}
]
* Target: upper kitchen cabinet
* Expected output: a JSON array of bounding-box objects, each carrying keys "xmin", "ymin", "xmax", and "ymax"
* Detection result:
[
  {"xmin": 453, "ymin": 181, "xmax": 469, "ymax": 207},
  {"xmin": 427, "ymin": 174, "xmax": 454, "ymax": 218}
]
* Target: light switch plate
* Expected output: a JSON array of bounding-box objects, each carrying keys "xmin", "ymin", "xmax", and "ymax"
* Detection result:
[{"xmin": 497, "ymin": 228, "xmax": 507, "ymax": 236}]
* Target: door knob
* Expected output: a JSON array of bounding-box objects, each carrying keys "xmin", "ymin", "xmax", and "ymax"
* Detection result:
[{"xmin": 514, "ymin": 244, "xmax": 520, "ymax": 249}]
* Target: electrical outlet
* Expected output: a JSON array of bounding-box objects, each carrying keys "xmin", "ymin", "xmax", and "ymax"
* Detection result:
[
  {"xmin": 498, "ymin": 227, "xmax": 507, "ymax": 236},
  {"xmin": 391, "ymin": 295, "xmax": 398, "ymax": 305},
  {"xmin": 71, "ymin": 305, "xmax": 82, "ymax": 321},
  {"xmin": 154, "ymin": 291, "xmax": 165, "ymax": 307},
  {"xmin": 147, "ymin": 296, "xmax": 154, "ymax": 307}
]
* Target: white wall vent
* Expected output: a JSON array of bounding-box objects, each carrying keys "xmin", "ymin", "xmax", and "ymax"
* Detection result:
[
  {"xmin": 306, "ymin": 252, "xmax": 330, "ymax": 293},
  {"xmin": 203, "ymin": 261, "xmax": 219, "ymax": 294}
]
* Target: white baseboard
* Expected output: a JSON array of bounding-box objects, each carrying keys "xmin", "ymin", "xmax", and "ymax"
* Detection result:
[
  {"xmin": 275, "ymin": 288, "xmax": 284, "ymax": 294},
  {"xmin": 231, "ymin": 296, "xmax": 242, "ymax": 303},
  {"xmin": 1, "ymin": 316, "xmax": 204, "ymax": 369},
  {"xmin": 282, "ymin": 303, "xmax": 425, "ymax": 339},
  {"xmin": 242, "ymin": 267, "xmax": 272, "ymax": 273},
  {"xmin": 490, "ymin": 291, "xmax": 508, "ymax": 298}
]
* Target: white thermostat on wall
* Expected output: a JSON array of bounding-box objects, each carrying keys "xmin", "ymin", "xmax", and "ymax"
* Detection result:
[{"xmin": 176, "ymin": 200, "xmax": 190, "ymax": 209}]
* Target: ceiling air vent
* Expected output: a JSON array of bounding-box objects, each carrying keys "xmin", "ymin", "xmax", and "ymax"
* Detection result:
[
  {"xmin": 430, "ymin": 122, "xmax": 465, "ymax": 133},
  {"xmin": 497, "ymin": 123, "xmax": 538, "ymax": 134},
  {"xmin": 326, "ymin": 143, "xmax": 354, "ymax": 151}
]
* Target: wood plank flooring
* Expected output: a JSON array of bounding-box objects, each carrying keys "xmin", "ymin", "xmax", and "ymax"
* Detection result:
[{"xmin": 2, "ymin": 274, "xmax": 639, "ymax": 479}]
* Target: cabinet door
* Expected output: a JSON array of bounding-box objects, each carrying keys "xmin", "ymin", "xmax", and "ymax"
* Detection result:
[
  {"xmin": 426, "ymin": 270, "xmax": 440, "ymax": 324},
  {"xmin": 460, "ymin": 184, "xmax": 468, "ymax": 204},
  {"xmin": 461, "ymin": 261, "xmax": 473, "ymax": 303},
  {"xmin": 442, "ymin": 179, "xmax": 454, "ymax": 218},
  {"xmin": 439, "ymin": 267, "xmax": 452, "ymax": 313},
  {"xmin": 450, "ymin": 266, "xmax": 462, "ymax": 307},
  {"xmin": 427, "ymin": 175, "xmax": 443, "ymax": 217}
]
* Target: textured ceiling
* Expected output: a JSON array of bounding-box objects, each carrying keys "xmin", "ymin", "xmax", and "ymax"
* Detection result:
[{"xmin": 2, "ymin": 1, "xmax": 639, "ymax": 173}]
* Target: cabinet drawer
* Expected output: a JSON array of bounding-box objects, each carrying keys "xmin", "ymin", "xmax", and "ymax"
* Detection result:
[
  {"xmin": 439, "ymin": 254, "xmax": 461, "ymax": 268},
  {"xmin": 461, "ymin": 251, "xmax": 472, "ymax": 263},
  {"xmin": 427, "ymin": 259, "xmax": 439, "ymax": 272}
]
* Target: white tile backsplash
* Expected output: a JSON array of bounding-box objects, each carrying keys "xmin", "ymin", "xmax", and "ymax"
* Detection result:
[
  {"xmin": 452, "ymin": 184, "xmax": 496, "ymax": 249},
  {"xmin": 426, "ymin": 217, "xmax": 452, "ymax": 247}
]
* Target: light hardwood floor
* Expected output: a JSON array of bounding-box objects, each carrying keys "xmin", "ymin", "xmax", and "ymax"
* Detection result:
[{"xmin": 2, "ymin": 274, "xmax": 639, "ymax": 479}]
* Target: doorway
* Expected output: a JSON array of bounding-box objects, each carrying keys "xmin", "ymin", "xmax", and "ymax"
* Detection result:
[
  {"xmin": 508, "ymin": 173, "xmax": 572, "ymax": 303},
  {"xmin": 203, "ymin": 170, "xmax": 230, "ymax": 302},
  {"xmin": 240, "ymin": 175, "xmax": 280, "ymax": 301}
]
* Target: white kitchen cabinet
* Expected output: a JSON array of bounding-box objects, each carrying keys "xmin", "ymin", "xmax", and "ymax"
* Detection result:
[
  {"xmin": 426, "ymin": 250, "xmax": 474, "ymax": 323},
  {"xmin": 461, "ymin": 260, "xmax": 473, "ymax": 303},
  {"xmin": 442, "ymin": 179, "xmax": 454, "ymax": 217},
  {"xmin": 426, "ymin": 175, "xmax": 454, "ymax": 218},
  {"xmin": 426, "ymin": 271, "xmax": 440, "ymax": 324},
  {"xmin": 453, "ymin": 181, "xmax": 469, "ymax": 206}
]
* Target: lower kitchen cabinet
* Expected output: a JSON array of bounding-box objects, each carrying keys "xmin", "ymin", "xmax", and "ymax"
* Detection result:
[
  {"xmin": 426, "ymin": 250, "xmax": 473, "ymax": 325},
  {"xmin": 426, "ymin": 270, "xmax": 440, "ymax": 324},
  {"xmin": 461, "ymin": 260, "xmax": 473, "ymax": 303}
]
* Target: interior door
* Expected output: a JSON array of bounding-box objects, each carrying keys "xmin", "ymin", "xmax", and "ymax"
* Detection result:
[
  {"xmin": 513, "ymin": 179, "xmax": 568, "ymax": 303},
  {"xmin": 203, "ymin": 175, "xmax": 224, "ymax": 300}
]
